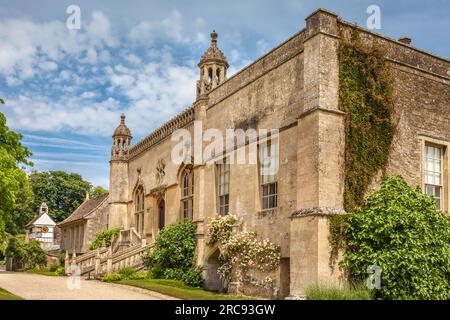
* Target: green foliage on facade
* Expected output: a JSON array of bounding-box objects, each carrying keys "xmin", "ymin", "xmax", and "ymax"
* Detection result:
[
  {"xmin": 339, "ymin": 31, "xmax": 395, "ymax": 211},
  {"xmin": 328, "ymin": 214, "xmax": 348, "ymax": 270},
  {"xmin": 89, "ymin": 228, "xmax": 120, "ymax": 250},
  {"xmin": 143, "ymin": 220, "xmax": 203, "ymax": 287},
  {"xmin": 342, "ymin": 176, "xmax": 450, "ymax": 300}
]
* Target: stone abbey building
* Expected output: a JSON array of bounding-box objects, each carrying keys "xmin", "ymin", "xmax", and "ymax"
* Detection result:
[{"xmin": 60, "ymin": 9, "xmax": 450, "ymax": 298}]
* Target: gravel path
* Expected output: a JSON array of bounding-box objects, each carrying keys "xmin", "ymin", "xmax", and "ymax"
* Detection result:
[{"xmin": 0, "ymin": 271, "xmax": 174, "ymax": 300}]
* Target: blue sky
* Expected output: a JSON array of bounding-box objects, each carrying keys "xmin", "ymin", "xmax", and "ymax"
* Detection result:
[{"xmin": 0, "ymin": 0, "xmax": 449, "ymax": 188}]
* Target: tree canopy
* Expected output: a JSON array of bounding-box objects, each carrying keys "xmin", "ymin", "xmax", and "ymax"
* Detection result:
[
  {"xmin": 0, "ymin": 100, "xmax": 33, "ymax": 240},
  {"xmin": 90, "ymin": 185, "xmax": 108, "ymax": 199},
  {"xmin": 29, "ymin": 171, "xmax": 93, "ymax": 222}
]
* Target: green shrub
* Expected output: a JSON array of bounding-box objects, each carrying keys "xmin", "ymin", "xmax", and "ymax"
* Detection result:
[
  {"xmin": 59, "ymin": 251, "xmax": 66, "ymax": 266},
  {"xmin": 118, "ymin": 267, "xmax": 138, "ymax": 279},
  {"xmin": 55, "ymin": 266, "xmax": 64, "ymax": 276},
  {"xmin": 342, "ymin": 176, "xmax": 450, "ymax": 300},
  {"xmin": 103, "ymin": 273, "xmax": 122, "ymax": 282},
  {"xmin": 5, "ymin": 237, "xmax": 46, "ymax": 270},
  {"xmin": 49, "ymin": 262, "xmax": 60, "ymax": 272},
  {"xmin": 128, "ymin": 271, "xmax": 147, "ymax": 280},
  {"xmin": 147, "ymin": 263, "xmax": 163, "ymax": 279},
  {"xmin": 181, "ymin": 268, "xmax": 204, "ymax": 288},
  {"xmin": 89, "ymin": 228, "xmax": 120, "ymax": 250},
  {"xmin": 306, "ymin": 283, "xmax": 373, "ymax": 300},
  {"xmin": 143, "ymin": 220, "xmax": 203, "ymax": 287},
  {"xmin": 26, "ymin": 240, "xmax": 46, "ymax": 267}
]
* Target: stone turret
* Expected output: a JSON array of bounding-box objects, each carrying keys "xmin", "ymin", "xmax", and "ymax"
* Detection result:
[
  {"xmin": 109, "ymin": 114, "xmax": 131, "ymax": 230},
  {"xmin": 196, "ymin": 30, "xmax": 229, "ymax": 98},
  {"xmin": 111, "ymin": 114, "xmax": 132, "ymax": 160}
]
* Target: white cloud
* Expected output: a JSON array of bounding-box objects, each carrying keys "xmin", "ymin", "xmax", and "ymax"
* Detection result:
[
  {"xmin": 0, "ymin": 10, "xmax": 116, "ymax": 81},
  {"xmin": 23, "ymin": 134, "xmax": 106, "ymax": 150},
  {"xmin": 2, "ymin": 50, "xmax": 197, "ymax": 138},
  {"xmin": 81, "ymin": 91, "xmax": 97, "ymax": 99},
  {"xmin": 124, "ymin": 54, "xmax": 142, "ymax": 65},
  {"xmin": 39, "ymin": 60, "xmax": 58, "ymax": 72},
  {"xmin": 161, "ymin": 9, "xmax": 185, "ymax": 43},
  {"xmin": 128, "ymin": 21, "xmax": 154, "ymax": 46},
  {"xmin": 0, "ymin": 9, "xmax": 219, "ymax": 139}
]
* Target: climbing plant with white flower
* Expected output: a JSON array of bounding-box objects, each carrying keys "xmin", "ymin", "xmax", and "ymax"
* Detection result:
[{"xmin": 207, "ymin": 215, "xmax": 280, "ymax": 293}]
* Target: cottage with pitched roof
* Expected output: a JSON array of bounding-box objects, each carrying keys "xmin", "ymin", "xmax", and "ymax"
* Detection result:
[
  {"xmin": 58, "ymin": 193, "xmax": 109, "ymax": 254},
  {"xmin": 25, "ymin": 203, "xmax": 59, "ymax": 251}
]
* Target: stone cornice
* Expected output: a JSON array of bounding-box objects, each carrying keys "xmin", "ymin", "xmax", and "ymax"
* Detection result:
[
  {"xmin": 290, "ymin": 207, "xmax": 347, "ymax": 218},
  {"xmin": 297, "ymin": 106, "xmax": 346, "ymax": 120}
]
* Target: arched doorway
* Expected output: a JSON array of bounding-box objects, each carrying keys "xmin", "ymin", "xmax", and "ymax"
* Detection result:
[
  {"xmin": 158, "ymin": 199, "xmax": 165, "ymax": 230},
  {"xmin": 205, "ymin": 249, "xmax": 225, "ymax": 292}
]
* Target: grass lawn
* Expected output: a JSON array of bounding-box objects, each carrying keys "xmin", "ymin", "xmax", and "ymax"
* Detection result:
[
  {"xmin": 117, "ymin": 279, "xmax": 257, "ymax": 300},
  {"xmin": 305, "ymin": 283, "xmax": 373, "ymax": 300},
  {"xmin": 26, "ymin": 268, "xmax": 61, "ymax": 276},
  {"xmin": 0, "ymin": 288, "xmax": 22, "ymax": 300}
]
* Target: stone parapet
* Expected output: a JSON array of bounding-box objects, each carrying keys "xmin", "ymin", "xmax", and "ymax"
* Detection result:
[{"xmin": 129, "ymin": 106, "xmax": 195, "ymax": 159}]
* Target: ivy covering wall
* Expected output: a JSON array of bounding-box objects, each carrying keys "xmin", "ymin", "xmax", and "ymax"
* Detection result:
[{"xmin": 339, "ymin": 30, "xmax": 395, "ymax": 211}]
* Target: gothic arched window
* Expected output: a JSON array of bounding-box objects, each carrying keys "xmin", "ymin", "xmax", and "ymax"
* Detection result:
[
  {"xmin": 181, "ymin": 167, "xmax": 194, "ymax": 219},
  {"xmin": 135, "ymin": 186, "xmax": 145, "ymax": 234},
  {"xmin": 216, "ymin": 68, "xmax": 221, "ymax": 85},
  {"xmin": 208, "ymin": 68, "xmax": 213, "ymax": 84}
]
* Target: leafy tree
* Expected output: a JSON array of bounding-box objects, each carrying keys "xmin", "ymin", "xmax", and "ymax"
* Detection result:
[
  {"xmin": 0, "ymin": 102, "xmax": 32, "ymax": 241},
  {"xmin": 342, "ymin": 176, "xmax": 450, "ymax": 300},
  {"xmin": 5, "ymin": 177, "xmax": 35, "ymax": 235},
  {"xmin": 90, "ymin": 185, "xmax": 108, "ymax": 199},
  {"xmin": 29, "ymin": 171, "xmax": 92, "ymax": 222}
]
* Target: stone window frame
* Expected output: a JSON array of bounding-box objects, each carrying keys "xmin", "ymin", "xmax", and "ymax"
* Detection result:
[
  {"xmin": 258, "ymin": 137, "xmax": 279, "ymax": 211},
  {"xmin": 216, "ymin": 157, "xmax": 230, "ymax": 216},
  {"xmin": 134, "ymin": 185, "xmax": 145, "ymax": 234},
  {"xmin": 419, "ymin": 136, "xmax": 449, "ymax": 213},
  {"xmin": 180, "ymin": 166, "xmax": 194, "ymax": 220}
]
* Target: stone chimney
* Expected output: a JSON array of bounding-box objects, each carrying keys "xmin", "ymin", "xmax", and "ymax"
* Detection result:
[{"xmin": 398, "ymin": 36, "xmax": 412, "ymax": 45}]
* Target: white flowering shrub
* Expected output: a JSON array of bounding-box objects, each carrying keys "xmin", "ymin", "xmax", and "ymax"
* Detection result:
[
  {"xmin": 207, "ymin": 215, "xmax": 280, "ymax": 293},
  {"xmin": 206, "ymin": 214, "xmax": 237, "ymax": 245}
]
